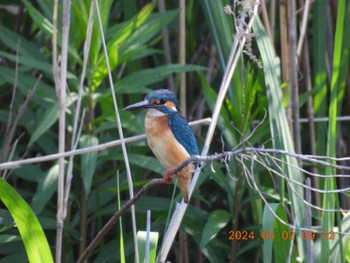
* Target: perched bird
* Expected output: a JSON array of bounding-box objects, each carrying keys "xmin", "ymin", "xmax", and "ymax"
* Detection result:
[{"xmin": 124, "ymin": 89, "xmax": 199, "ymax": 203}]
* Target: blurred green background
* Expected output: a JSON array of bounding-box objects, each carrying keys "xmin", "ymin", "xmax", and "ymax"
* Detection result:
[{"xmin": 0, "ymin": 0, "xmax": 349, "ymax": 262}]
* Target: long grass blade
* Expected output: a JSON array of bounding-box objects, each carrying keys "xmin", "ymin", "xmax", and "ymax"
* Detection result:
[
  {"xmin": 254, "ymin": 17, "xmax": 306, "ymax": 260},
  {"xmin": 0, "ymin": 179, "xmax": 54, "ymax": 263},
  {"xmin": 321, "ymin": 0, "xmax": 349, "ymax": 262}
]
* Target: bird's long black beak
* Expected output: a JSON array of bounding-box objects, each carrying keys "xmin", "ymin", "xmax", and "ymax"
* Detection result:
[{"xmin": 123, "ymin": 100, "xmax": 153, "ymax": 111}]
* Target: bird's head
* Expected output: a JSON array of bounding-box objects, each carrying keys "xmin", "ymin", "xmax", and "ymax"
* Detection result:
[{"xmin": 124, "ymin": 89, "xmax": 179, "ymax": 115}]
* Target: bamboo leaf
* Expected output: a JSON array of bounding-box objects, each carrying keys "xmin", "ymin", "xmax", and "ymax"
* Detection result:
[
  {"xmin": 0, "ymin": 51, "xmax": 52, "ymax": 75},
  {"xmin": 98, "ymin": 64, "xmax": 205, "ymax": 101},
  {"xmin": 0, "ymin": 179, "xmax": 53, "ymax": 263},
  {"xmin": 28, "ymin": 93, "xmax": 77, "ymax": 148},
  {"xmin": 263, "ymin": 203, "xmax": 296, "ymax": 263},
  {"xmin": 118, "ymin": 10, "xmax": 178, "ymax": 64},
  {"xmin": 262, "ymin": 203, "xmax": 275, "ymax": 263},
  {"xmin": 0, "ymin": 25, "xmax": 44, "ymax": 60},
  {"xmin": 31, "ymin": 164, "xmax": 59, "ymax": 214},
  {"xmin": 28, "ymin": 101, "xmax": 58, "ymax": 148},
  {"xmin": 22, "ymin": 0, "xmax": 53, "ymax": 35},
  {"xmin": 115, "ymin": 154, "xmax": 164, "ymax": 175},
  {"xmin": 91, "ymin": 44, "xmax": 119, "ymax": 91},
  {"xmin": 312, "ymin": 0, "xmax": 328, "ymax": 156},
  {"xmin": 201, "ymin": 0, "xmax": 242, "ymax": 110},
  {"xmin": 91, "ymin": 2, "xmax": 156, "ymax": 90},
  {"xmin": 115, "ymin": 64, "xmax": 205, "ymax": 93},
  {"xmin": 80, "ymin": 135, "xmax": 99, "ymax": 196},
  {"xmin": 201, "ymin": 0, "xmax": 233, "ymax": 68},
  {"xmin": 199, "ymin": 210, "xmax": 231, "ymax": 249}
]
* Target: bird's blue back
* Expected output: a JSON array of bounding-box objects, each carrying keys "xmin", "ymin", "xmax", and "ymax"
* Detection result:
[{"xmin": 168, "ymin": 112, "xmax": 199, "ymax": 156}]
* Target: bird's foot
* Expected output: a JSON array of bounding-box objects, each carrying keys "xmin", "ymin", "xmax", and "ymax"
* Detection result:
[{"xmin": 163, "ymin": 167, "xmax": 175, "ymax": 184}]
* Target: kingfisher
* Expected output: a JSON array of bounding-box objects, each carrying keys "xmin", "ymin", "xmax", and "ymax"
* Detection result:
[{"xmin": 124, "ymin": 89, "xmax": 199, "ymax": 203}]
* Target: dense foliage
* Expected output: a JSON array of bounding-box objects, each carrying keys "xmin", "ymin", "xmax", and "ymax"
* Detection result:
[{"xmin": 0, "ymin": 0, "xmax": 349, "ymax": 262}]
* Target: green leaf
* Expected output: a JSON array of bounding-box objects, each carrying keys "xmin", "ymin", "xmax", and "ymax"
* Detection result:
[
  {"xmin": 31, "ymin": 164, "xmax": 59, "ymax": 214},
  {"xmin": 208, "ymin": 164, "xmax": 234, "ymax": 209},
  {"xmin": 109, "ymin": 2, "xmax": 156, "ymax": 49},
  {"xmin": 91, "ymin": 45, "xmax": 119, "ymax": 91},
  {"xmin": 263, "ymin": 203, "xmax": 296, "ymax": 263},
  {"xmin": 116, "ymin": 64, "xmax": 205, "ymax": 93},
  {"xmin": 97, "ymin": 64, "xmax": 205, "ymax": 102},
  {"xmin": 200, "ymin": 72, "xmax": 237, "ymax": 147},
  {"xmin": 118, "ymin": 10, "xmax": 178, "ymax": 63},
  {"xmin": 14, "ymin": 164, "xmax": 45, "ymax": 182},
  {"xmin": 201, "ymin": 0, "xmax": 233, "ymax": 68},
  {"xmin": 0, "ymin": 66, "xmax": 55, "ymax": 106},
  {"xmin": 0, "ymin": 179, "xmax": 54, "ymax": 263},
  {"xmin": 80, "ymin": 135, "xmax": 99, "ymax": 196},
  {"xmin": 0, "ymin": 51, "xmax": 52, "ymax": 75},
  {"xmin": 22, "ymin": 0, "xmax": 53, "ymax": 36},
  {"xmin": 0, "ymin": 26, "xmax": 42, "ymax": 59},
  {"xmin": 91, "ymin": 2, "xmax": 156, "ymax": 90},
  {"xmin": 28, "ymin": 93, "xmax": 77, "ymax": 148},
  {"xmin": 321, "ymin": 0, "xmax": 349, "ymax": 261},
  {"xmin": 312, "ymin": 0, "xmax": 328, "ymax": 157},
  {"xmin": 201, "ymin": 0, "xmax": 243, "ymax": 105},
  {"xmin": 115, "ymin": 154, "xmax": 164, "ymax": 175},
  {"xmin": 0, "ymin": 234, "xmax": 21, "ymax": 244},
  {"xmin": 28, "ymin": 101, "xmax": 58, "ymax": 148},
  {"xmin": 117, "ymin": 174, "xmax": 126, "ymax": 263},
  {"xmin": 199, "ymin": 209, "xmax": 231, "ymax": 249},
  {"xmin": 313, "ymin": 212, "xmax": 350, "ymax": 263},
  {"xmin": 137, "ymin": 231, "xmax": 159, "ymax": 263}
]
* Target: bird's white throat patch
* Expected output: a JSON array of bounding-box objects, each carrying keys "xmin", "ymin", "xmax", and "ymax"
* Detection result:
[{"xmin": 147, "ymin": 108, "xmax": 166, "ymax": 117}]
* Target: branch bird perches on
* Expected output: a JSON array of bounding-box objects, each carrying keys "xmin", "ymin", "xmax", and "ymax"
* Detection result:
[{"xmin": 77, "ymin": 147, "xmax": 350, "ymax": 262}]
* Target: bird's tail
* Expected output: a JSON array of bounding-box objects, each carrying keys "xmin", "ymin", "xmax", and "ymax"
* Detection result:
[{"xmin": 176, "ymin": 165, "xmax": 195, "ymax": 203}]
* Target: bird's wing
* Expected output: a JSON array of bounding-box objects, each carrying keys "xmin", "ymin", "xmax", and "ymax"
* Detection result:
[{"xmin": 168, "ymin": 113, "xmax": 199, "ymax": 156}]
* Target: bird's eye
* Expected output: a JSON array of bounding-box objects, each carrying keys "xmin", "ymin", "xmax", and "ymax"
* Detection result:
[{"xmin": 159, "ymin": 98, "xmax": 166, "ymax": 104}]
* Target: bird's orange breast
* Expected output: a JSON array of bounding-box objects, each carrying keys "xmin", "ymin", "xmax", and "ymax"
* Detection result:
[{"xmin": 144, "ymin": 112, "xmax": 190, "ymax": 169}]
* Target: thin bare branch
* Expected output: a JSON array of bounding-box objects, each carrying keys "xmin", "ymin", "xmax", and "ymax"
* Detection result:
[
  {"xmin": 76, "ymin": 143, "xmax": 350, "ymax": 262},
  {"xmin": 169, "ymin": 147, "xmax": 350, "ymax": 176},
  {"xmin": 237, "ymin": 155, "xmax": 350, "ymax": 236},
  {"xmin": 0, "ymin": 118, "xmax": 211, "ymax": 170},
  {"xmin": 63, "ymin": 0, "xmax": 95, "ymax": 221},
  {"xmin": 2, "ymin": 136, "xmax": 21, "ymax": 179},
  {"xmin": 297, "ymin": 0, "xmax": 312, "ymax": 57},
  {"xmin": 251, "ymin": 153, "xmax": 348, "ymax": 212}
]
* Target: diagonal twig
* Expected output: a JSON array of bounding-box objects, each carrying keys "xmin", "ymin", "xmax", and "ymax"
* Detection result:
[{"xmin": 76, "ymin": 178, "xmax": 165, "ymax": 263}]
